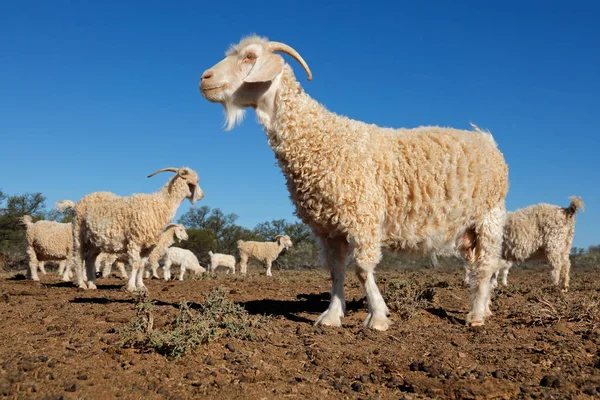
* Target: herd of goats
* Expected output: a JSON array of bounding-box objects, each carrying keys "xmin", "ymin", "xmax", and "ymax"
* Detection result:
[{"xmin": 17, "ymin": 35, "xmax": 585, "ymax": 331}]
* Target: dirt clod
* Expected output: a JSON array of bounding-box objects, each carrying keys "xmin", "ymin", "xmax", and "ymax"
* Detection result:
[{"xmin": 64, "ymin": 382, "xmax": 78, "ymax": 392}]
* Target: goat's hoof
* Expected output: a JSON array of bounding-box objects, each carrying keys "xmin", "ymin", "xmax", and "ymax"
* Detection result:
[
  {"xmin": 364, "ymin": 313, "xmax": 392, "ymax": 331},
  {"xmin": 77, "ymin": 283, "xmax": 88, "ymax": 290},
  {"xmin": 136, "ymin": 286, "xmax": 149, "ymax": 296},
  {"xmin": 315, "ymin": 310, "xmax": 343, "ymax": 327},
  {"xmin": 87, "ymin": 282, "xmax": 97, "ymax": 290},
  {"xmin": 125, "ymin": 285, "xmax": 137, "ymax": 293},
  {"xmin": 31, "ymin": 277, "xmax": 40, "ymax": 282},
  {"xmin": 561, "ymin": 287, "xmax": 569, "ymax": 293},
  {"xmin": 466, "ymin": 312, "xmax": 486, "ymax": 327}
]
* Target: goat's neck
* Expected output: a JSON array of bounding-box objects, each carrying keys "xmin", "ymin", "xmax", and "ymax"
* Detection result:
[
  {"xmin": 157, "ymin": 231, "xmax": 176, "ymax": 249},
  {"xmin": 256, "ymin": 67, "xmax": 318, "ymax": 152},
  {"xmin": 277, "ymin": 242, "xmax": 285, "ymax": 254},
  {"xmin": 156, "ymin": 179, "xmax": 186, "ymax": 221}
]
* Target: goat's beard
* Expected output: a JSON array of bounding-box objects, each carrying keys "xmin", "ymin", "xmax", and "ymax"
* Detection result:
[{"xmin": 223, "ymin": 101, "xmax": 246, "ymax": 131}]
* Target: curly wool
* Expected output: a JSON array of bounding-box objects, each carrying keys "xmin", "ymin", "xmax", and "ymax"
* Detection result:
[
  {"xmin": 264, "ymin": 66, "xmax": 508, "ymax": 255},
  {"xmin": 497, "ymin": 197, "xmax": 584, "ymax": 290},
  {"xmin": 22, "ymin": 215, "xmax": 72, "ymax": 280}
]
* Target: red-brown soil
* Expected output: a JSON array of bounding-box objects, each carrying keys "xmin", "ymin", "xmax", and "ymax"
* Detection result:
[{"xmin": 1, "ymin": 267, "xmax": 599, "ymax": 399}]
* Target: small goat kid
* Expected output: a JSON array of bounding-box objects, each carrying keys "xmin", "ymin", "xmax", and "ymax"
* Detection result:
[{"xmin": 237, "ymin": 235, "xmax": 293, "ymax": 276}]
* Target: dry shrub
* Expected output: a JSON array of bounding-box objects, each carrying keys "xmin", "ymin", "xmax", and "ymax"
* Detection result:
[
  {"xmin": 121, "ymin": 287, "xmax": 265, "ymax": 358},
  {"xmin": 383, "ymin": 278, "xmax": 436, "ymax": 320},
  {"xmin": 527, "ymin": 292, "xmax": 600, "ymax": 328}
]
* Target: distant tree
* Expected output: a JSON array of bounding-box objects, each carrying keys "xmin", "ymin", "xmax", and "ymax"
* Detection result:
[
  {"xmin": 178, "ymin": 206, "xmax": 253, "ymax": 261},
  {"xmin": 0, "ymin": 191, "xmax": 47, "ymax": 267},
  {"xmin": 45, "ymin": 207, "xmax": 74, "ymax": 223}
]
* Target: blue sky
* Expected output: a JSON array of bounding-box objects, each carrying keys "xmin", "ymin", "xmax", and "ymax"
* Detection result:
[{"xmin": 1, "ymin": 1, "xmax": 598, "ymax": 248}]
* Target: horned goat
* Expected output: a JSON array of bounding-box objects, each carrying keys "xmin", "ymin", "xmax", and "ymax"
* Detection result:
[
  {"xmin": 21, "ymin": 215, "xmax": 72, "ymax": 281},
  {"xmin": 162, "ymin": 247, "xmax": 206, "ymax": 280},
  {"xmin": 199, "ymin": 35, "xmax": 509, "ymax": 329},
  {"xmin": 56, "ymin": 167, "xmax": 203, "ymax": 293},
  {"xmin": 487, "ymin": 197, "xmax": 584, "ymax": 292},
  {"xmin": 208, "ymin": 251, "xmax": 236, "ymax": 274},
  {"xmin": 237, "ymin": 235, "xmax": 293, "ymax": 276}
]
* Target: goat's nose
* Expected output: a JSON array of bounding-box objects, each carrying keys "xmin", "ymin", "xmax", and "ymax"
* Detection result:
[{"xmin": 201, "ymin": 70, "xmax": 213, "ymax": 81}]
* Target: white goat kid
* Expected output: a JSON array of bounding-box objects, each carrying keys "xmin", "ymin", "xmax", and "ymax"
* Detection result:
[
  {"xmin": 162, "ymin": 247, "xmax": 206, "ymax": 280},
  {"xmin": 208, "ymin": 251, "xmax": 236, "ymax": 274}
]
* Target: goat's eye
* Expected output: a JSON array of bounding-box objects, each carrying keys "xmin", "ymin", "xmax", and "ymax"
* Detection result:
[{"xmin": 245, "ymin": 53, "xmax": 257, "ymax": 61}]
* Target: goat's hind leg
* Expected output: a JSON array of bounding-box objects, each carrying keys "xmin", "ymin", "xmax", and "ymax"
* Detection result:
[
  {"xmin": 84, "ymin": 250, "xmax": 99, "ymax": 289},
  {"xmin": 353, "ymin": 243, "xmax": 390, "ymax": 331},
  {"xmin": 466, "ymin": 205, "xmax": 505, "ymax": 326}
]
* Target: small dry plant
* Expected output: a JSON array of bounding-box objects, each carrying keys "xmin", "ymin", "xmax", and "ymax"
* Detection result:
[
  {"xmin": 121, "ymin": 287, "xmax": 265, "ymax": 358},
  {"xmin": 527, "ymin": 291, "xmax": 600, "ymax": 328},
  {"xmin": 383, "ymin": 277, "xmax": 436, "ymax": 320}
]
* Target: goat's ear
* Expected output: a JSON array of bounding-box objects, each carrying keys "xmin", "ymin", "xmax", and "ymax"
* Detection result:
[{"xmin": 244, "ymin": 54, "xmax": 284, "ymax": 83}]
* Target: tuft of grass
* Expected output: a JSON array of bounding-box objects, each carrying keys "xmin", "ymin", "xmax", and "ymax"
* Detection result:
[
  {"xmin": 121, "ymin": 287, "xmax": 265, "ymax": 358},
  {"xmin": 383, "ymin": 278, "xmax": 436, "ymax": 320},
  {"xmin": 526, "ymin": 292, "xmax": 600, "ymax": 328}
]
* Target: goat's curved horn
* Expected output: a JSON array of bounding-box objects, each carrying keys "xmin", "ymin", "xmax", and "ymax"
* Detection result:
[
  {"xmin": 147, "ymin": 167, "xmax": 179, "ymax": 178},
  {"xmin": 268, "ymin": 42, "xmax": 312, "ymax": 81},
  {"xmin": 164, "ymin": 223, "xmax": 181, "ymax": 230}
]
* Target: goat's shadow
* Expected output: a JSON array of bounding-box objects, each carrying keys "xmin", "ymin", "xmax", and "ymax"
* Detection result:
[
  {"xmin": 67, "ymin": 290, "xmax": 368, "ymax": 326},
  {"xmin": 239, "ymin": 293, "xmax": 366, "ymax": 324},
  {"xmin": 43, "ymin": 282, "xmax": 125, "ymax": 291},
  {"xmin": 425, "ymin": 306, "xmax": 466, "ymax": 325},
  {"xmin": 70, "ymin": 296, "xmax": 183, "ymax": 309}
]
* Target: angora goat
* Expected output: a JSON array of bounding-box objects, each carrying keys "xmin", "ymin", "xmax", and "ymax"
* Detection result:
[
  {"xmin": 21, "ymin": 215, "xmax": 72, "ymax": 281},
  {"xmin": 199, "ymin": 35, "xmax": 508, "ymax": 329},
  {"xmin": 57, "ymin": 167, "xmax": 203, "ymax": 293},
  {"xmin": 237, "ymin": 235, "xmax": 293, "ymax": 276},
  {"xmin": 490, "ymin": 197, "xmax": 584, "ymax": 291}
]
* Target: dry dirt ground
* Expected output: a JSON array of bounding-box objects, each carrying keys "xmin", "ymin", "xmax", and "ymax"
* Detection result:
[{"xmin": 1, "ymin": 266, "xmax": 599, "ymax": 399}]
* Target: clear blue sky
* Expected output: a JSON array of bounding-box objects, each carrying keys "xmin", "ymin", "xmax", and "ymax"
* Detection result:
[{"xmin": 1, "ymin": 1, "xmax": 598, "ymax": 249}]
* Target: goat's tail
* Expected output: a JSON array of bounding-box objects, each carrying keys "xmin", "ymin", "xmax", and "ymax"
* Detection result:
[
  {"xmin": 21, "ymin": 215, "xmax": 33, "ymax": 225},
  {"xmin": 55, "ymin": 200, "xmax": 75, "ymax": 212},
  {"xmin": 566, "ymin": 196, "xmax": 584, "ymax": 217}
]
